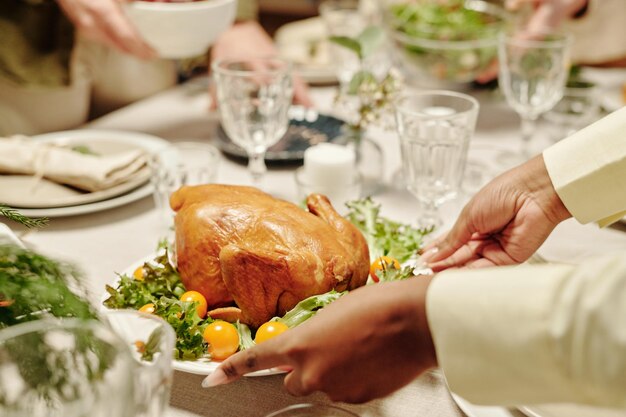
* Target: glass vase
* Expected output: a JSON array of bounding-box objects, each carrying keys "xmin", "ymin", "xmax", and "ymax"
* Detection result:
[{"xmin": 339, "ymin": 127, "xmax": 385, "ymax": 197}]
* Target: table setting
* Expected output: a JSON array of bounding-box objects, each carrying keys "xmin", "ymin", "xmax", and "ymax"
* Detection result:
[{"xmin": 1, "ymin": 0, "xmax": 626, "ymax": 416}]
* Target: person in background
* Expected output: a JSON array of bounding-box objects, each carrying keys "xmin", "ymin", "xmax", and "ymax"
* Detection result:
[
  {"xmin": 201, "ymin": 106, "xmax": 626, "ymax": 408},
  {"xmin": 506, "ymin": 0, "xmax": 626, "ymax": 67},
  {"xmin": 476, "ymin": 0, "xmax": 626, "ymax": 83},
  {"xmin": 0, "ymin": 0, "xmax": 310, "ymax": 135}
]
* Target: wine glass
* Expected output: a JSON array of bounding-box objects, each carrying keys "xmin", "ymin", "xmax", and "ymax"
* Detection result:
[
  {"xmin": 498, "ymin": 30, "xmax": 572, "ymax": 166},
  {"xmin": 212, "ymin": 57, "xmax": 294, "ymax": 187},
  {"xmin": 394, "ymin": 91, "xmax": 479, "ymax": 229}
]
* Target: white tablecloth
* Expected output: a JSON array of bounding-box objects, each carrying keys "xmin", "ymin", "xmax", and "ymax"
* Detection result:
[{"xmin": 3, "ymin": 77, "xmax": 626, "ymax": 417}]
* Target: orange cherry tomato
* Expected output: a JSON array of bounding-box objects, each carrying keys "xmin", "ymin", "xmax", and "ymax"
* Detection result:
[
  {"xmin": 369, "ymin": 256, "xmax": 401, "ymax": 283},
  {"xmin": 203, "ymin": 320, "xmax": 239, "ymax": 361},
  {"xmin": 139, "ymin": 303, "xmax": 156, "ymax": 314},
  {"xmin": 254, "ymin": 321, "xmax": 289, "ymax": 344},
  {"xmin": 133, "ymin": 266, "xmax": 145, "ymax": 281},
  {"xmin": 180, "ymin": 290, "xmax": 208, "ymax": 318},
  {"xmin": 134, "ymin": 340, "xmax": 146, "ymax": 354}
]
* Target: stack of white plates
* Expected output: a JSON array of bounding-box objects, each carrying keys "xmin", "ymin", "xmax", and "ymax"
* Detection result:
[{"xmin": 0, "ymin": 130, "xmax": 169, "ymax": 218}]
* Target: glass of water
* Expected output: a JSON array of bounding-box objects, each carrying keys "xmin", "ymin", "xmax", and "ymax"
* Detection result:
[
  {"xmin": 498, "ymin": 30, "xmax": 572, "ymax": 165},
  {"xmin": 150, "ymin": 142, "xmax": 220, "ymax": 230},
  {"xmin": 212, "ymin": 57, "xmax": 294, "ymax": 187},
  {"xmin": 394, "ymin": 91, "xmax": 479, "ymax": 229}
]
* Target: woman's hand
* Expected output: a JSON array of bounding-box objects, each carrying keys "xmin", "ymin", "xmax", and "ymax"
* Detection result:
[
  {"xmin": 56, "ymin": 0, "xmax": 156, "ymax": 59},
  {"xmin": 210, "ymin": 21, "xmax": 313, "ymax": 108},
  {"xmin": 202, "ymin": 277, "xmax": 437, "ymax": 403},
  {"xmin": 423, "ymin": 155, "xmax": 572, "ymax": 271}
]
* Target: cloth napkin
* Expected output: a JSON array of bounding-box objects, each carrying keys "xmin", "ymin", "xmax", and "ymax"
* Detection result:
[{"xmin": 0, "ymin": 136, "xmax": 148, "ymax": 192}]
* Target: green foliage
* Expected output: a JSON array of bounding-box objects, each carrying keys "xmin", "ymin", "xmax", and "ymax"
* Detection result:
[
  {"xmin": 0, "ymin": 245, "xmax": 96, "ymax": 328},
  {"xmin": 103, "ymin": 251, "xmax": 210, "ymax": 360},
  {"xmin": 103, "ymin": 251, "xmax": 185, "ymax": 310},
  {"xmin": 235, "ymin": 321, "xmax": 255, "ymax": 351},
  {"xmin": 153, "ymin": 296, "xmax": 211, "ymax": 360},
  {"xmin": 345, "ymin": 197, "xmax": 433, "ymax": 263},
  {"xmin": 329, "ymin": 26, "xmax": 385, "ymax": 60},
  {"xmin": 277, "ymin": 290, "xmax": 345, "ymax": 328},
  {"xmin": 0, "ymin": 205, "xmax": 48, "ymax": 229},
  {"xmin": 0, "ymin": 245, "xmax": 115, "ymax": 407}
]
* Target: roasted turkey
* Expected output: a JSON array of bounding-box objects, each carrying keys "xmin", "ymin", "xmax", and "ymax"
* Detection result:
[{"xmin": 170, "ymin": 184, "xmax": 369, "ymax": 328}]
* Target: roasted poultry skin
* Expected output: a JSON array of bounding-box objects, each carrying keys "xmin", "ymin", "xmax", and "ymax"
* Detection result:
[{"xmin": 170, "ymin": 184, "xmax": 369, "ymax": 328}]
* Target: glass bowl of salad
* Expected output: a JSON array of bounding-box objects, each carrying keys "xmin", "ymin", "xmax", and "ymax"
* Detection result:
[{"xmin": 383, "ymin": 0, "xmax": 509, "ymax": 87}]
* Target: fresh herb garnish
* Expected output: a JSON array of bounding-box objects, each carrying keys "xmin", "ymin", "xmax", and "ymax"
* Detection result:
[
  {"xmin": 277, "ymin": 290, "xmax": 345, "ymax": 328},
  {"xmin": 103, "ymin": 251, "xmax": 185, "ymax": 310},
  {"xmin": 346, "ymin": 197, "xmax": 433, "ymax": 264},
  {"xmin": 0, "ymin": 204, "xmax": 48, "ymax": 229}
]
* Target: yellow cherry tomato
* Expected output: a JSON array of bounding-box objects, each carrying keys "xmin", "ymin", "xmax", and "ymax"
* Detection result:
[
  {"xmin": 139, "ymin": 303, "xmax": 156, "ymax": 314},
  {"xmin": 134, "ymin": 340, "xmax": 146, "ymax": 354},
  {"xmin": 180, "ymin": 290, "xmax": 208, "ymax": 318},
  {"xmin": 254, "ymin": 321, "xmax": 289, "ymax": 344},
  {"xmin": 133, "ymin": 266, "xmax": 145, "ymax": 281},
  {"xmin": 203, "ymin": 321, "xmax": 239, "ymax": 361},
  {"xmin": 369, "ymin": 256, "xmax": 401, "ymax": 283}
]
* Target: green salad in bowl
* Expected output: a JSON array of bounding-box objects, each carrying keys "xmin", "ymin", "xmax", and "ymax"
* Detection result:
[{"xmin": 384, "ymin": 0, "xmax": 509, "ymax": 85}]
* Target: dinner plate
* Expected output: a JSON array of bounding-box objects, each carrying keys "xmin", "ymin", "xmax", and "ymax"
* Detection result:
[
  {"xmin": 100, "ymin": 252, "xmax": 284, "ymax": 377},
  {"xmin": 215, "ymin": 106, "xmax": 346, "ymax": 164},
  {"xmin": 6, "ymin": 130, "xmax": 169, "ymax": 218}
]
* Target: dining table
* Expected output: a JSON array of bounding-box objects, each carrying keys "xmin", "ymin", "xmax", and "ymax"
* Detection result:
[{"xmin": 2, "ymin": 73, "xmax": 626, "ymax": 417}]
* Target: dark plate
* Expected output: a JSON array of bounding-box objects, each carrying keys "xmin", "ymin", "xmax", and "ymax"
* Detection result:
[{"xmin": 215, "ymin": 106, "xmax": 346, "ymax": 164}]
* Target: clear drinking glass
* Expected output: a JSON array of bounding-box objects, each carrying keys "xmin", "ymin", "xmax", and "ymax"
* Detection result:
[
  {"xmin": 104, "ymin": 310, "xmax": 176, "ymax": 417},
  {"xmin": 150, "ymin": 141, "xmax": 220, "ymax": 229},
  {"xmin": 394, "ymin": 91, "xmax": 479, "ymax": 229},
  {"xmin": 0, "ymin": 319, "xmax": 137, "ymax": 417},
  {"xmin": 212, "ymin": 57, "xmax": 294, "ymax": 187},
  {"xmin": 265, "ymin": 403, "xmax": 359, "ymax": 417},
  {"xmin": 498, "ymin": 31, "xmax": 572, "ymax": 165}
]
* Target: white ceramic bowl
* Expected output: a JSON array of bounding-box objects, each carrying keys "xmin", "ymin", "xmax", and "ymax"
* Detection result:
[{"xmin": 124, "ymin": 0, "xmax": 238, "ymax": 59}]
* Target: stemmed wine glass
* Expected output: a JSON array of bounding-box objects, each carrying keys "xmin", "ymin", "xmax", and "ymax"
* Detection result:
[
  {"xmin": 498, "ymin": 30, "xmax": 572, "ymax": 166},
  {"xmin": 212, "ymin": 57, "xmax": 294, "ymax": 187},
  {"xmin": 394, "ymin": 91, "xmax": 479, "ymax": 229}
]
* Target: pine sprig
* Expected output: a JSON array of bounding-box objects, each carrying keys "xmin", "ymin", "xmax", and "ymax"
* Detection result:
[{"xmin": 0, "ymin": 204, "xmax": 49, "ymax": 228}]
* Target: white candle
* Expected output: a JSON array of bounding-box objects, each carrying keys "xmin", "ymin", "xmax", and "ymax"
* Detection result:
[
  {"xmin": 422, "ymin": 106, "xmax": 456, "ymax": 116},
  {"xmin": 303, "ymin": 143, "xmax": 356, "ymax": 187}
]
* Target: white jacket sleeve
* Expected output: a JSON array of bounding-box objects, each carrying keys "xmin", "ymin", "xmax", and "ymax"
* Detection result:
[
  {"xmin": 425, "ymin": 87, "xmax": 626, "ymax": 408},
  {"xmin": 543, "ymin": 106, "xmax": 626, "ymax": 227},
  {"xmin": 426, "ymin": 254, "xmax": 626, "ymax": 407}
]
